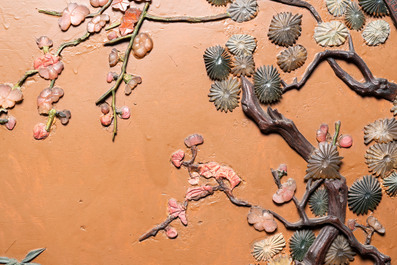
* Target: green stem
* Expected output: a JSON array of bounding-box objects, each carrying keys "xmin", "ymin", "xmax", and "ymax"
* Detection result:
[
  {"xmin": 112, "ymin": 90, "xmax": 117, "ymax": 141},
  {"xmin": 49, "ymin": 79, "xmax": 56, "ymax": 89},
  {"xmin": 56, "ymin": 32, "xmax": 91, "ymax": 57},
  {"xmin": 15, "ymin": 70, "xmax": 39, "ymax": 88},
  {"xmin": 87, "ymin": 0, "xmax": 113, "ymax": 18},
  {"xmin": 105, "ymin": 21, "xmax": 121, "ymax": 31},
  {"xmin": 145, "ymin": 12, "xmax": 230, "ymax": 23},
  {"xmin": 46, "ymin": 109, "xmax": 57, "ymax": 132},
  {"xmin": 96, "ymin": 2, "xmax": 150, "ymax": 104},
  {"xmin": 332, "ymin": 121, "xmax": 341, "ymax": 146},
  {"xmin": 37, "ymin": 9, "xmax": 62, "ymax": 17}
]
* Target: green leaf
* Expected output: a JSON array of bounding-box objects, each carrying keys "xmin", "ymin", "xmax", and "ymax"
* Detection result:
[{"xmin": 21, "ymin": 249, "xmax": 45, "ymax": 263}]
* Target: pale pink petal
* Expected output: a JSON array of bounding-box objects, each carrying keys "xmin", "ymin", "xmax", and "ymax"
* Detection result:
[
  {"xmin": 263, "ymin": 219, "xmax": 278, "ymax": 233},
  {"xmin": 171, "ymin": 150, "xmax": 184, "ymax": 168},
  {"xmin": 185, "ymin": 186, "xmax": 213, "ymax": 201},
  {"xmin": 272, "ymin": 191, "xmax": 285, "ymax": 204},
  {"xmin": 33, "ymin": 123, "xmax": 49, "ymax": 140},
  {"xmin": 112, "ymin": 0, "xmax": 129, "ymax": 11},
  {"xmin": 0, "ymin": 84, "xmax": 11, "ymax": 99},
  {"xmin": 51, "ymin": 87, "xmax": 64, "ymax": 101},
  {"xmin": 188, "ymin": 177, "xmax": 199, "ymax": 186},
  {"xmin": 178, "ymin": 211, "xmax": 188, "ymax": 226},
  {"xmin": 7, "ymin": 89, "xmax": 23, "ymax": 102},
  {"xmin": 59, "ymin": 13, "xmax": 72, "ymax": 31},
  {"xmin": 38, "ymin": 68, "xmax": 50, "ymax": 80},
  {"xmin": 184, "ymin": 134, "xmax": 204, "ymax": 147},
  {"xmin": 164, "ymin": 226, "xmax": 178, "ymax": 239},
  {"xmin": 5, "ymin": 116, "xmax": 16, "ymax": 130},
  {"xmin": 70, "ymin": 5, "xmax": 90, "ymax": 26}
]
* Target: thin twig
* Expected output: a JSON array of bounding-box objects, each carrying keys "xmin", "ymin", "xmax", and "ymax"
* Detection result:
[
  {"xmin": 96, "ymin": 3, "xmax": 150, "ymax": 105},
  {"xmin": 56, "ymin": 32, "xmax": 91, "ymax": 57},
  {"xmin": 87, "ymin": 0, "xmax": 113, "ymax": 18},
  {"xmin": 15, "ymin": 70, "xmax": 39, "ymax": 88},
  {"xmin": 145, "ymin": 13, "xmax": 230, "ymax": 23}
]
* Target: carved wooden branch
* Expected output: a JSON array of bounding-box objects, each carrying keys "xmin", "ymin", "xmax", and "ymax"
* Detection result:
[
  {"xmin": 240, "ymin": 76, "xmax": 390, "ymax": 264},
  {"xmin": 241, "ymin": 76, "xmax": 315, "ymax": 160},
  {"xmin": 282, "ymin": 38, "xmax": 397, "ymax": 101},
  {"xmin": 270, "ymin": 0, "xmax": 322, "ymax": 22}
]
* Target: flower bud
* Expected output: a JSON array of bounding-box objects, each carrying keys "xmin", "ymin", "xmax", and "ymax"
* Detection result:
[
  {"xmin": 118, "ymin": 106, "xmax": 130, "ymax": 119},
  {"xmin": 100, "ymin": 103, "xmax": 110, "ymax": 114},
  {"xmin": 184, "ymin": 134, "xmax": 204, "ymax": 148},
  {"xmin": 339, "ymin": 134, "xmax": 353, "ymax": 148},
  {"xmin": 33, "ymin": 123, "xmax": 49, "ymax": 140},
  {"xmin": 100, "ymin": 114, "xmax": 113, "ymax": 126},
  {"xmin": 171, "ymin": 150, "xmax": 185, "ymax": 168},
  {"xmin": 5, "ymin": 116, "xmax": 16, "ymax": 130},
  {"xmin": 36, "ymin": 36, "xmax": 53, "ymax": 49},
  {"xmin": 108, "ymin": 48, "xmax": 120, "ymax": 67},
  {"xmin": 164, "ymin": 226, "xmax": 178, "ymax": 239}
]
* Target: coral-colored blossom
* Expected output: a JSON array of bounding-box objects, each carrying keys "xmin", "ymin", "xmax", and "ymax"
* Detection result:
[
  {"xmin": 100, "ymin": 114, "xmax": 113, "ymax": 126},
  {"xmin": 185, "ymin": 185, "xmax": 214, "ymax": 201},
  {"xmin": 184, "ymin": 134, "xmax": 204, "ymax": 148},
  {"xmin": 125, "ymin": 75, "xmax": 142, "ymax": 95},
  {"xmin": 58, "ymin": 3, "xmax": 90, "ymax": 31},
  {"xmin": 34, "ymin": 53, "xmax": 64, "ymax": 80},
  {"xmin": 5, "ymin": 116, "xmax": 16, "ymax": 130},
  {"xmin": 119, "ymin": 8, "xmax": 142, "ymax": 36},
  {"xmin": 198, "ymin": 162, "xmax": 241, "ymax": 189},
  {"xmin": 37, "ymin": 87, "xmax": 64, "ymax": 114},
  {"xmin": 33, "ymin": 123, "xmax": 49, "ymax": 140},
  {"xmin": 171, "ymin": 149, "xmax": 185, "ymax": 168},
  {"xmin": 164, "ymin": 226, "xmax": 178, "ymax": 239},
  {"xmin": 247, "ymin": 206, "xmax": 278, "ymax": 233},
  {"xmin": 0, "ymin": 84, "xmax": 23, "ymax": 109},
  {"xmin": 316, "ymin": 123, "xmax": 329, "ymax": 143},
  {"xmin": 167, "ymin": 198, "xmax": 187, "ymax": 225},
  {"xmin": 272, "ymin": 178, "xmax": 297, "ymax": 204}
]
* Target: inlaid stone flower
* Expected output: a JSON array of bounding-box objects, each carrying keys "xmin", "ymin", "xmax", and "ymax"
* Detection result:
[
  {"xmin": 289, "ymin": 230, "xmax": 316, "ymax": 261},
  {"xmin": 33, "ymin": 53, "xmax": 64, "ymax": 80},
  {"xmin": 198, "ymin": 162, "xmax": 241, "ymax": 189},
  {"xmin": 362, "ymin": 20, "xmax": 390, "ymax": 46},
  {"xmin": 305, "ymin": 142, "xmax": 343, "ymax": 180},
  {"xmin": 133, "ymin": 33, "xmax": 153, "ymax": 58},
  {"xmin": 208, "ymin": 77, "xmax": 241, "ymax": 112},
  {"xmin": 87, "ymin": 14, "xmax": 110, "ymax": 33},
  {"xmin": 203, "ymin": 45, "xmax": 232, "ymax": 80},
  {"xmin": 112, "ymin": 0, "xmax": 130, "ymax": 11},
  {"xmin": 251, "ymin": 233, "xmax": 286, "ymax": 261},
  {"xmin": 120, "ymin": 8, "xmax": 142, "ymax": 36},
  {"xmin": 325, "ymin": 235, "xmax": 355, "ymax": 264},
  {"xmin": 226, "ymin": 34, "xmax": 257, "ymax": 56},
  {"xmin": 228, "ymin": 0, "xmax": 258, "ymax": 23},
  {"xmin": 364, "ymin": 118, "xmax": 397, "ymax": 144},
  {"xmin": 383, "ymin": 172, "xmax": 397, "ymax": 196},
  {"xmin": 37, "ymin": 87, "xmax": 64, "ymax": 114},
  {"xmin": 206, "ymin": 0, "xmax": 232, "ymax": 6},
  {"xmin": 359, "ymin": 0, "xmax": 389, "ymax": 16},
  {"xmin": 345, "ymin": 2, "xmax": 366, "ymax": 30},
  {"xmin": 90, "ymin": 0, "xmax": 108, "ymax": 7},
  {"xmin": 185, "ymin": 185, "xmax": 214, "ymax": 201},
  {"xmin": 168, "ymin": 198, "xmax": 187, "ymax": 225},
  {"xmin": 171, "ymin": 149, "xmax": 185, "ymax": 168},
  {"xmin": 268, "ymin": 12, "xmax": 302, "ymax": 47},
  {"xmin": 33, "ymin": 123, "xmax": 49, "ymax": 140},
  {"xmin": 276, "ymin": 45, "xmax": 307, "ymax": 73},
  {"xmin": 309, "ymin": 188, "xmax": 328, "ymax": 216},
  {"xmin": 326, "ymin": 0, "xmax": 349, "ymax": 16},
  {"xmin": 367, "ymin": 215, "xmax": 385, "ymax": 234},
  {"xmin": 253, "ymin": 65, "xmax": 282, "ymax": 104},
  {"xmin": 314, "ymin": 21, "xmax": 349, "ymax": 47},
  {"xmin": 231, "ymin": 55, "xmax": 255, "ymax": 77},
  {"xmin": 184, "ymin": 134, "xmax": 204, "ymax": 148},
  {"xmin": 272, "ymin": 178, "xmax": 296, "ymax": 204},
  {"xmin": 365, "ymin": 142, "xmax": 397, "ymax": 177},
  {"xmin": 348, "ymin": 175, "xmax": 382, "ymax": 215}
]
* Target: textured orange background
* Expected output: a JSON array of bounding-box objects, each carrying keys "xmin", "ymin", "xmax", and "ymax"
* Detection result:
[{"xmin": 0, "ymin": 0, "xmax": 396, "ymax": 264}]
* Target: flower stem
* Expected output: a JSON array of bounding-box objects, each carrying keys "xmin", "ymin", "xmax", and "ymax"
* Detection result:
[
  {"xmin": 56, "ymin": 32, "xmax": 91, "ymax": 57},
  {"xmin": 96, "ymin": 2, "xmax": 150, "ymax": 105},
  {"xmin": 46, "ymin": 109, "xmax": 57, "ymax": 132},
  {"xmin": 87, "ymin": 0, "xmax": 113, "ymax": 18},
  {"xmin": 37, "ymin": 9, "xmax": 62, "ymax": 17},
  {"xmin": 49, "ymin": 79, "xmax": 56, "ymax": 89},
  {"xmin": 112, "ymin": 90, "xmax": 117, "ymax": 141},
  {"xmin": 15, "ymin": 70, "xmax": 39, "ymax": 88},
  {"xmin": 145, "ymin": 12, "xmax": 230, "ymax": 23},
  {"xmin": 332, "ymin": 121, "xmax": 341, "ymax": 146}
]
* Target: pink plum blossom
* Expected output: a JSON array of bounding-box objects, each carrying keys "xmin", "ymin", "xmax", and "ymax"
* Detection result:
[
  {"xmin": 34, "ymin": 53, "xmax": 64, "ymax": 80},
  {"xmin": 198, "ymin": 162, "xmax": 241, "ymax": 190},
  {"xmin": 167, "ymin": 198, "xmax": 187, "ymax": 225},
  {"xmin": 247, "ymin": 206, "xmax": 278, "ymax": 233},
  {"xmin": 58, "ymin": 3, "xmax": 90, "ymax": 31},
  {"xmin": 37, "ymin": 87, "xmax": 64, "ymax": 114},
  {"xmin": 125, "ymin": 75, "xmax": 142, "ymax": 95},
  {"xmin": 5, "ymin": 116, "xmax": 16, "ymax": 130},
  {"xmin": 0, "ymin": 84, "xmax": 23, "ymax": 109},
  {"xmin": 90, "ymin": 0, "xmax": 108, "ymax": 7},
  {"xmin": 164, "ymin": 226, "xmax": 178, "ymax": 239},
  {"xmin": 171, "ymin": 150, "xmax": 185, "ymax": 168},
  {"xmin": 33, "ymin": 123, "xmax": 49, "ymax": 140},
  {"xmin": 316, "ymin": 123, "xmax": 329, "ymax": 143},
  {"xmin": 87, "ymin": 14, "xmax": 110, "ymax": 33},
  {"xmin": 100, "ymin": 103, "xmax": 110, "ymax": 114},
  {"xmin": 36, "ymin": 36, "xmax": 53, "ymax": 49},
  {"xmin": 272, "ymin": 178, "xmax": 297, "ymax": 204},
  {"xmin": 185, "ymin": 185, "xmax": 214, "ymax": 201},
  {"xmin": 184, "ymin": 134, "xmax": 204, "ymax": 148},
  {"xmin": 112, "ymin": 0, "xmax": 130, "ymax": 12}
]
